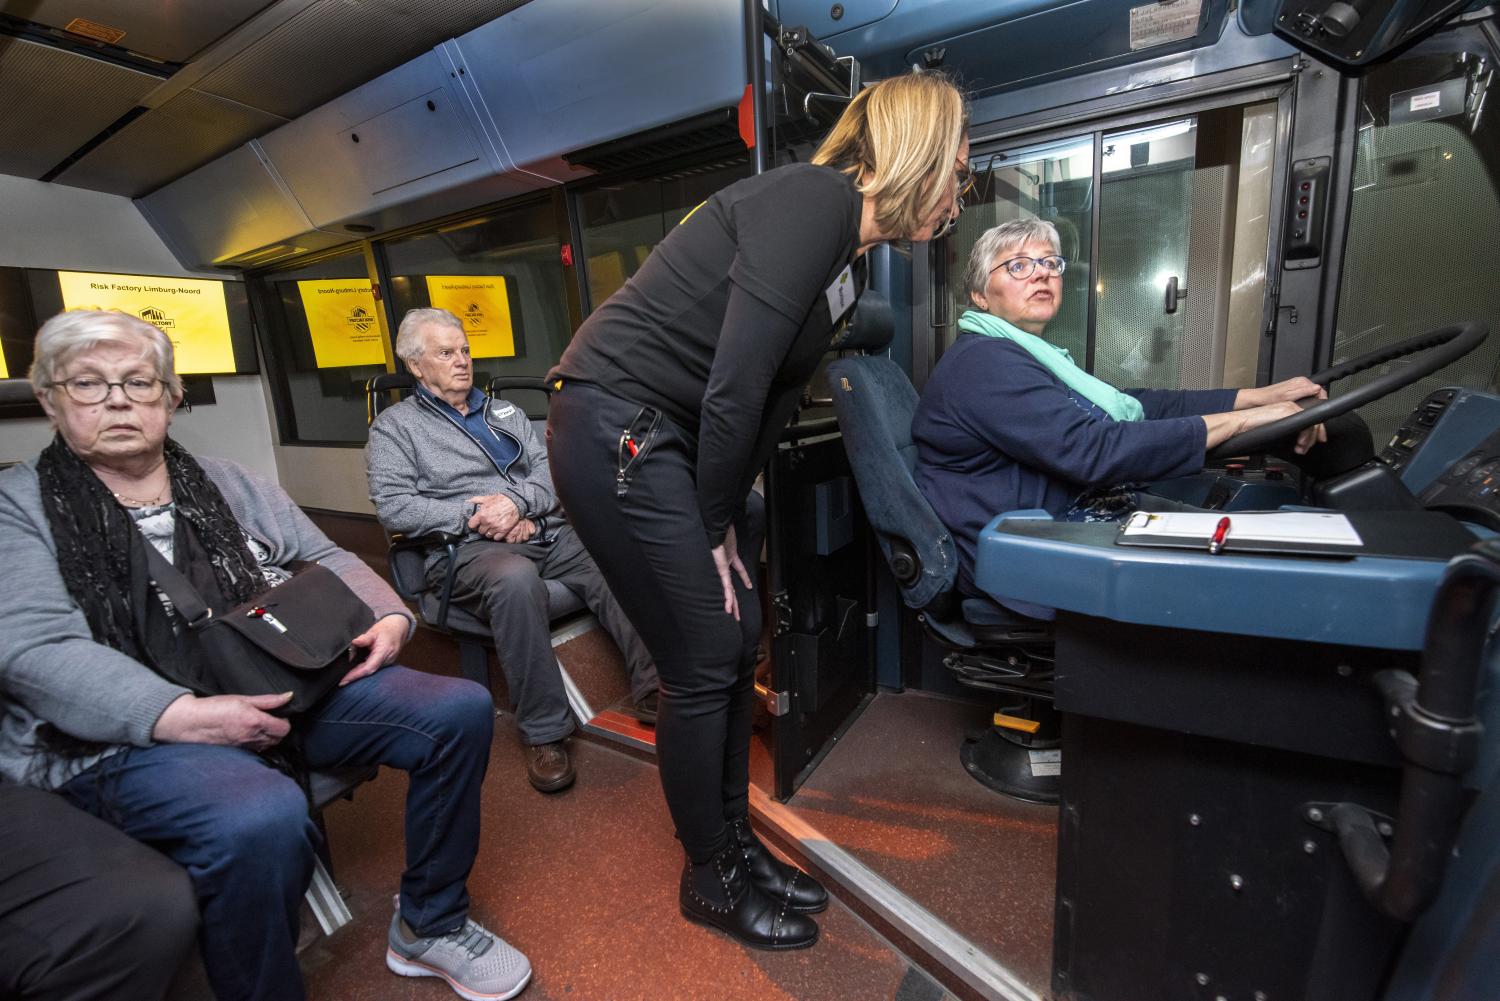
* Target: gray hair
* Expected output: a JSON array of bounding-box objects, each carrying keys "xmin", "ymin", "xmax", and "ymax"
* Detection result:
[
  {"xmin": 964, "ymin": 218, "xmax": 1062, "ymax": 302},
  {"xmin": 29, "ymin": 309, "xmax": 182, "ymax": 401},
  {"xmin": 395, "ymin": 307, "xmax": 464, "ymax": 364}
]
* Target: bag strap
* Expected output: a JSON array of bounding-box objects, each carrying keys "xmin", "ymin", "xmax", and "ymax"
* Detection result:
[{"xmin": 140, "ymin": 539, "xmax": 215, "ymax": 627}]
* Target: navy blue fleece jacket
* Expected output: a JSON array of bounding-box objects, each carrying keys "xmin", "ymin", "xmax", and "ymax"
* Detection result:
[{"xmin": 913, "ymin": 334, "xmax": 1237, "ymax": 593}]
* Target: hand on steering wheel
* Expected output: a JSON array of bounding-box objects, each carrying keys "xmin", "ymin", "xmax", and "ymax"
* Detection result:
[{"xmin": 1207, "ymin": 322, "xmax": 1489, "ymax": 461}]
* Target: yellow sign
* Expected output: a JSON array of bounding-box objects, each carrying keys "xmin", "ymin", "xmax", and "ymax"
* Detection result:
[
  {"xmin": 424, "ymin": 276, "xmax": 515, "ymax": 358},
  {"xmin": 295, "ymin": 280, "xmax": 384, "ymax": 368},
  {"xmin": 57, "ymin": 271, "xmax": 235, "ymax": 374}
]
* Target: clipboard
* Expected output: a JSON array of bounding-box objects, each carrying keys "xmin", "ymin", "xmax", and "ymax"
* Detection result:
[{"xmin": 1114, "ymin": 510, "xmax": 1476, "ymax": 561}]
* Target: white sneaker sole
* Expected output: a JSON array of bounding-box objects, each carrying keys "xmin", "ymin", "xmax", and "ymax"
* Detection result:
[{"xmin": 386, "ymin": 948, "xmax": 532, "ymax": 1001}]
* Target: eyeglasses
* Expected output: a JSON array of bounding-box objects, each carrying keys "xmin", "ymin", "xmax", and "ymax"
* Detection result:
[
  {"xmin": 955, "ymin": 160, "xmax": 976, "ymax": 200},
  {"xmin": 928, "ymin": 159, "xmax": 977, "ymax": 241},
  {"xmin": 991, "ymin": 255, "xmax": 1067, "ymax": 280},
  {"xmin": 54, "ymin": 376, "xmax": 166, "ymax": 405}
]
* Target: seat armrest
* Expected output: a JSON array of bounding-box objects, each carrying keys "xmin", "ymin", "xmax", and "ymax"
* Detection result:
[
  {"xmin": 390, "ymin": 530, "xmax": 464, "ymax": 550},
  {"xmin": 386, "ymin": 532, "xmax": 464, "ymax": 620}
]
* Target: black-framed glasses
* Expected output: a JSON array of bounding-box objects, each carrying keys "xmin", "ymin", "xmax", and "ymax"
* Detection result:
[
  {"xmin": 955, "ymin": 160, "xmax": 976, "ymax": 200},
  {"xmin": 991, "ymin": 255, "xmax": 1067, "ymax": 280},
  {"xmin": 929, "ymin": 159, "xmax": 976, "ymax": 241},
  {"xmin": 54, "ymin": 376, "xmax": 167, "ymax": 405}
]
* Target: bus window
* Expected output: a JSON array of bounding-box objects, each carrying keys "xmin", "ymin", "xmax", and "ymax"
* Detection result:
[
  {"xmin": 954, "ymin": 100, "xmax": 1280, "ymax": 393},
  {"xmin": 1335, "ymin": 44, "xmax": 1500, "ymax": 444},
  {"xmin": 383, "ymin": 198, "xmax": 571, "ymax": 416},
  {"xmin": 953, "ymin": 135, "xmax": 1095, "ymax": 362},
  {"xmin": 1097, "ymin": 104, "xmax": 1279, "ymax": 392},
  {"xmin": 1096, "ymin": 117, "xmax": 1201, "ymax": 389},
  {"xmin": 251, "ymin": 248, "xmax": 382, "ymax": 446},
  {"xmin": 575, "ymin": 160, "xmax": 750, "ymax": 311}
]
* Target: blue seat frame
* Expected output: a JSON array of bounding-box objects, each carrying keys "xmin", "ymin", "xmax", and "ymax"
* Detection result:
[{"xmin": 825, "ymin": 294, "xmax": 1058, "ymax": 801}]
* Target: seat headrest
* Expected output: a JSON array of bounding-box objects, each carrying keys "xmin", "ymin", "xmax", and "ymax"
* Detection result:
[
  {"xmin": 0, "ymin": 379, "xmax": 37, "ymax": 406},
  {"xmin": 830, "ymin": 290, "xmax": 894, "ymax": 353},
  {"xmin": 367, "ymin": 372, "xmax": 414, "ymax": 394}
]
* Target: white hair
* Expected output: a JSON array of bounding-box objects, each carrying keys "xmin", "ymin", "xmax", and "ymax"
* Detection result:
[
  {"xmin": 395, "ymin": 307, "xmax": 464, "ymax": 364},
  {"xmin": 29, "ymin": 309, "xmax": 182, "ymax": 401},
  {"xmin": 964, "ymin": 219, "xmax": 1062, "ymax": 302}
]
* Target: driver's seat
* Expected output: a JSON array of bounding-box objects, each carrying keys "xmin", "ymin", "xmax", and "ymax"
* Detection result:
[{"xmin": 827, "ymin": 294, "xmax": 1060, "ymax": 803}]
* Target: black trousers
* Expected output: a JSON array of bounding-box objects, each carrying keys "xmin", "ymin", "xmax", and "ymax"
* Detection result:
[
  {"xmin": 549, "ymin": 381, "xmax": 764, "ymax": 862},
  {"xmin": 0, "ymin": 782, "xmax": 198, "ymax": 1001}
]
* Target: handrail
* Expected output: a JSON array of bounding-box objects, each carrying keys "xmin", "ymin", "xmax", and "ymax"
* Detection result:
[{"xmin": 1320, "ymin": 538, "xmax": 1496, "ymax": 920}]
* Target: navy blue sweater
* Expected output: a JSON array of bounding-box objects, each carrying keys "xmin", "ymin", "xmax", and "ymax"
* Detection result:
[{"xmin": 913, "ymin": 334, "xmax": 1237, "ymax": 594}]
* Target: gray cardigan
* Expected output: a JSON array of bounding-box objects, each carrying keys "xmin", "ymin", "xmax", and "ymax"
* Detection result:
[
  {"xmin": 0, "ymin": 456, "xmax": 413, "ymax": 790},
  {"xmin": 365, "ymin": 391, "xmax": 561, "ymax": 547}
]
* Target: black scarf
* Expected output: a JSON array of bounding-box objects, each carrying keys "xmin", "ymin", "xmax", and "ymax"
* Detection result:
[{"xmin": 34, "ymin": 436, "xmax": 269, "ymax": 765}]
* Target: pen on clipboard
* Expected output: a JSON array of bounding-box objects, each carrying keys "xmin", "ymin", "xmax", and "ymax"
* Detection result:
[{"xmin": 1208, "ymin": 516, "xmax": 1231, "ymax": 555}]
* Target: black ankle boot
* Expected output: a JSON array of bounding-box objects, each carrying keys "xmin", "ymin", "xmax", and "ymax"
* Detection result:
[
  {"xmin": 679, "ymin": 843, "xmax": 819, "ymax": 950},
  {"xmin": 729, "ymin": 817, "xmax": 828, "ymax": 914}
]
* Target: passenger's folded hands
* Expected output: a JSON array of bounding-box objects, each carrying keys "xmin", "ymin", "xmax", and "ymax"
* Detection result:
[
  {"xmin": 468, "ymin": 493, "xmax": 521, "ymax": 540},
  {"xmin": 503, "ymin": 518, "xmax": 536, "ymax": 544}
]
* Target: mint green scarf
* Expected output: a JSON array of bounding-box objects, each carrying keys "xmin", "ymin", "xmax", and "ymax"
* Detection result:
[{"xmin": 957, "ymin": 310, "xmax": 1145, "ymax": 422}]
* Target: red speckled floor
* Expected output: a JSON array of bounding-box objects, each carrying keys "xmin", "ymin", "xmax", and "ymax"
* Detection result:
[
  {"xmin": 773, "ymin": 692, "xmax": 1059, "ymax": 994},
  {"xmin": 166, "ymin": 620, "xmax": 952, "ymax": 1001}
]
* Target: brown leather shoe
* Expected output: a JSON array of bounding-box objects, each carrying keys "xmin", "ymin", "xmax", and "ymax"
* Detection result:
[{"xmin": 526, "ymin": 741, "xmax": 575, "ymax": 793}]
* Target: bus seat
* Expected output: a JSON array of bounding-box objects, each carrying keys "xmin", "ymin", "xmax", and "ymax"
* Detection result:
[
  {"xmin": 365, "ymin": 373, "xmax": 586, "ymax": 698},
  {"xmin": 304, "ymin": 764, "xmax": 379, "ymax": 936},
  {"xmin": 826, "ymin": 295, "xmax": 1059, "ymax": 804}
]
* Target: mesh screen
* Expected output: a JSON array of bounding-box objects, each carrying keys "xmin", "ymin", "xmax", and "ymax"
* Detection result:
[
  {"xmin": 0, "ymin": 38, "xmax": 159, "ymax": 179},
  {"xmin": 54, "ymin": 89, "xmax": 285, "ymax": 198},
  {"xmin": 1335, "ymin": 116, "xmax": 1500, "ymax": 445},
  {"xmin": 1095, "ymin": 168, "xmax": 1192, "ymax": 388},
  {"xmin": 1179, "ymin": 163, "xmax": 1233, "ymax": 389},
  {"xmin": 195, "ymin": 0, "xmax": 532, "ymax": 121}
]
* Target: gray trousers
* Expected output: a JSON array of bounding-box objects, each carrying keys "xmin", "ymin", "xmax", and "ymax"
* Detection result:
[{"xmin": 432, "ymin": 525, "xmax": 658, "ymax": 745}]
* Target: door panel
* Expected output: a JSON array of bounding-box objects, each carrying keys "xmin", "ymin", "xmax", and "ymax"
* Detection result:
[
  {"xmin": 764, "ymin": 435, "xmax": 874, "ymax": 800},
  {"xmin": 1096, "ymin": 118, "xmax": 1198, "ymax": 388}
]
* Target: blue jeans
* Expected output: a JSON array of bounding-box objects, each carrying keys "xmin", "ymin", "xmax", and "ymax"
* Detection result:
[{"xmin": 58, "ymin": 666, "xmax": 493, "ymax": 1001}]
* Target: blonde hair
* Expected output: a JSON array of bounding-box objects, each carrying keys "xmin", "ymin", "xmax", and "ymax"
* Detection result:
[{"xmin": 811, "ymin": 71, "xmax": 967, "ymax": 241}]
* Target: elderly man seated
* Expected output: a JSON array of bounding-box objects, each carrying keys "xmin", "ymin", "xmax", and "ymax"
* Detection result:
[
  {"xmin": 367, "ymin": 307, "xmax": 658, "ymax": 793},
  {"xmin": 914, "ymin": 218, "xmax": 1329, "ymax": 600},
  {"xmin": 1, "ymin": 310, "xmax": 528, "ymax": 1001}
]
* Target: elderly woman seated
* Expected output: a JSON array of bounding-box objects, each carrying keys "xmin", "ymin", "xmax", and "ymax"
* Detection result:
[
  {"xmin": 0, "ymin": 310, "xmax": 528, "ymax": 1001},
  {"xmin": 914, "ymin": 219, "xmax": 1328, "ymax": 600}
]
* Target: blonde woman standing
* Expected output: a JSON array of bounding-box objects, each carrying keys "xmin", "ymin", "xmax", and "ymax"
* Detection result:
[{"xmin": 547, "ymin": 71, "xmax": 969, "ymax": 949}]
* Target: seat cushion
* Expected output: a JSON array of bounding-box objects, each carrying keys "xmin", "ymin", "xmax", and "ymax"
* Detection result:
[
  {"xmin": 307, "ymin": 765, "xmax": 379, "ymax": 812},
  {"xmin": 418, "ymin": 594, "xmax": 493, "ymax": 639},
  {"xmin": 419, "ymin": 579, "xmax": 586, "ymax": 639},
  {"xmin": 961, "ymin": 597, "xmax": 1054, "ymax": 645},
  {"xmin": 544, "ymin": 578, "xmax": 586, "ymax": 618}
]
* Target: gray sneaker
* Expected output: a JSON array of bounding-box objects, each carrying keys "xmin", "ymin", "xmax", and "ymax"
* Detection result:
[{"xmin": 386, "ymin": 910, "xmax": 532, "ymax": 1001}]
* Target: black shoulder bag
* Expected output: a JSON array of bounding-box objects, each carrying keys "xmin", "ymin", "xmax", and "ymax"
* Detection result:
[{"xmin": 142, "ymin": 544, "xmax": 375, "ymax": 716}]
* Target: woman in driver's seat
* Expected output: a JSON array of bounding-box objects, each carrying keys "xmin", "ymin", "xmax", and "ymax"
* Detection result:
[{"xmin": 913, "ymin": 218, "xmax": 1326, "ymax": 598}]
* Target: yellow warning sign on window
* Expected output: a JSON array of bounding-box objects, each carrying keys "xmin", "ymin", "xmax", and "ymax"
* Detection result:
[
  {"xmin": 424, "ymin": 276, "xmax": 515, "ymax": 358},
  {"xmin": 57, "ymin": 271, "xmax": 236, "ymax": 375},
  {"xmin": 296, "ymin": 279, "xmax": 384, "ymax": 368}
]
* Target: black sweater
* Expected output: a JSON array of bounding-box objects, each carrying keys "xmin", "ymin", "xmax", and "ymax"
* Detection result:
[{"xmin": 551, "ymin": 163, "xmax": 864, "ymax": 546}]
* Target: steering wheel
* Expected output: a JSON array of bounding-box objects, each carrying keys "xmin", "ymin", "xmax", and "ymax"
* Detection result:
[{"xmin": 1206, "ymin": 321, "xmax": 1489, "ymax": 460}]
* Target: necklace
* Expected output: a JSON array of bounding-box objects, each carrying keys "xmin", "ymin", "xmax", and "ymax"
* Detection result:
[{"xmin": 113, "ymin": 486, "xmax": 170, "ymax": 508}]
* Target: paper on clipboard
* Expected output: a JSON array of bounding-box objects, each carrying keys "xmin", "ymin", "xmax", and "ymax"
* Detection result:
[{"xmin": 1121, "ymin": 511, "xmax": 1364, "ymax": 547}]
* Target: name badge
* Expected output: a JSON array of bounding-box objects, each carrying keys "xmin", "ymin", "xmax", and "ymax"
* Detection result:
[
  {"xmin": 823, "ymin": 265, "xmax": 855, "ymax": 323},
  {"xmin": 489, "ymin": 402, "xmax": 516, "ymax": 419}
]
